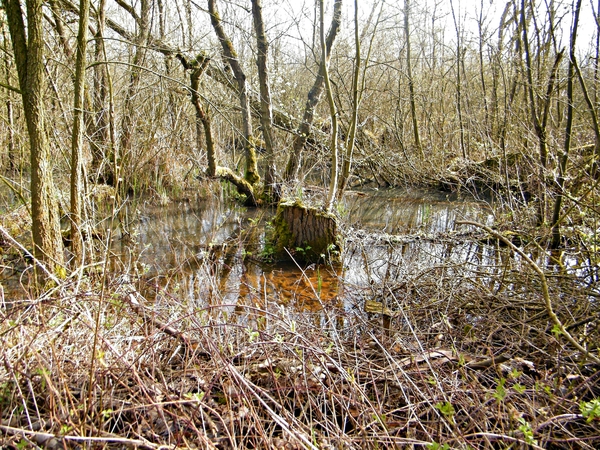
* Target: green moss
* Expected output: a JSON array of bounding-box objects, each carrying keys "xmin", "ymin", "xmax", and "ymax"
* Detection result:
[
  {"xmin": 270, "ymin": 202, "xmax": 295, "ymax": 256},
  {"xmin": 268, "ymin": 200, "xmax": 342, "ymax": 264},
  {"xmin": 224, "ymin": 40, "xmax": 238, "ymax": 59},
  {"xmin": 244, "ymin": 141, "xmax": 261, "ymax": 186},
  {"xmin": 192, "ymin": 51, "xmax": 209, "ymax": 67}
]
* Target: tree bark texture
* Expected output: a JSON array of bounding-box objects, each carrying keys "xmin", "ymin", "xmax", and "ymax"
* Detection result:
[
  {"xmin": 270, "ymin": 201, "xmax": 341, "ymax": 264},
  {"xmin": 70, "ymin": 0, "xmax": 91, "ymax": 265},
  {"xmin": 2, "ymin": 20, "xmax": 16, "ymax": 170},
  {"xmin": 3, "ymin": 0, "xmax": 65, "ymax": 272}
]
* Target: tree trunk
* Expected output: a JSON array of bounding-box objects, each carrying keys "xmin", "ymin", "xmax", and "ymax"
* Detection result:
[
  {"xmin": 551, "ymin": 0, "xmax": 582, "ymax": 249},
  {"xmin": 270, "ymin": 201, "xmax": 341, "ymax": 264},
  {"xmin": 177, "ymin": 52, "xmax": 258, "ymax": 205},
  {"xmin": 405, "ymin": 0, "xmax": 423, "ymax": 158},
  {"xmin": 3, "ymin": 0, "xmax": 65, "ymax": 274},
  {"xmin": 320, "ymin": 0, "xmax": 339, "ymax": 212},
  {"xmin": 48, "ymin": 0, "xmax": 106, "ymax": 185},
  {"xmin": 208, "ymin": 0, "xmax": 260, "ymax": 187},
  {"xmin": 119, "ymin": 0, "xmax": 150, "ymax": 190},
  {"xmin": 521, "ymin": 0, "xmax": 563, "ymax": 225},
  {"xmin": 70, "ymin": 0, "xmax": 91, "ymax": 266},
  {"xmin": 176, "ymin": 53, "xmax": 217, "ymax": 177},
  {"xmin": 338, "ymin": 0, "xmax": 361, "ymax": 197},
  {"xmin": 450, "ymin": 0, "xmax": 466, "ymax": 159},
  {"xmin": 284, "ymin": 0, "xmax": 342, "ymax": 182},
  {"xmin": 2, "ymin": 21, "xmax": 15, "ymax": 171},
  {"xmin": 91, "ymin": 0, "xmax": 111, "ymax": 183},
  {"xmin": 251, "ymin": 0, "xmax": 277, "ymax": 199},
  {"xmin": 339, "ymin": 0, "xmax": 382, "ymax": 198}
]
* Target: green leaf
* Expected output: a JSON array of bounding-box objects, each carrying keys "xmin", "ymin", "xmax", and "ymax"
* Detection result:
[
  {"xmin": 493, "ymin": 378, "xmax": 507, "ymax": 402},
  {"xmin": 580, "ymin": 398, "xmax": 600, "ymax": 422},
  {"xmin": 551, "ymin": 323, "xmax": 562, "ymax": 337},
  {"xmin": 513, "ymin": 383, "xmax": 526, "ymax": 394},
  {"xmin": 435, "ymin": 401, "xmax": 455, "ymax": 420},
  {"xmin": 427, "ymin": 443, "xmax": 450, "ymax": 450},
  {"xmin": 184, "ymin": 392, "xmax": 205, "ymax": 402},
  {"xmin": 517, "ymin": 418, "xmax": 538, "ymax": 445}
]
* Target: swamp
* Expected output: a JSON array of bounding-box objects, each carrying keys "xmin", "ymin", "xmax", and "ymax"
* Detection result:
[{"xmin": 1, "ymin": 0, "xmax": 600, "ymax": 448}]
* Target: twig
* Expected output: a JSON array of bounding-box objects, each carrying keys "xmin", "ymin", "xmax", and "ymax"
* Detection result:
[
  {"xmin": 456, "ymin": 220, "xmax": 600, "ymax": 364},
  {"xmin": 123, "ymin": 293, "xmax": 193, "ymax": 346},
  {"xmin": 0, "ymin": 424, "xmax": 164, "ymax": 449},
  {"xmin": 534, "ymin": 414, "xmax": 584, "ymax": 432}
]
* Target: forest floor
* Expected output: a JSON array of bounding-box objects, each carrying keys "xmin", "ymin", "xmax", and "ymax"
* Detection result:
[{"xmin": 0, "ymin": 197, "xmax": 599, "ymax": 449}]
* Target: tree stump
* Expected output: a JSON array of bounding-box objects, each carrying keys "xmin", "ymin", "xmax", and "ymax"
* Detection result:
[{"xmin": 269, "ymin": 200, "xmax": 342, "ymax": 264}]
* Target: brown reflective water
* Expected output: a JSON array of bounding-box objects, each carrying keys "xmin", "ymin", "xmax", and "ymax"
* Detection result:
[
  {"xmin": 0, "ymin": 188, "xmax": 493, "ymax": 309},
  {"xmin": 109, "ymin": 188, "xmax": 493, "ymax": 314}
]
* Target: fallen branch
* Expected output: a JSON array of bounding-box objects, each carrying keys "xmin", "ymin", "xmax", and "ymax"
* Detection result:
[
  {"xmin": 457, "ymin": 220, "xmax": 600, "ymax": 364},
  {"xmin": 0, "ymin": 424, "xmax": 161, "ymax": 449},
  {"xmin": 215, "ymin": 166, "xmax": 258, "ymax": 205}
]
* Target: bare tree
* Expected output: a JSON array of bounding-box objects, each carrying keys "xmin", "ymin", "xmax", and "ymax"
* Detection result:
[
  {"xmin": 119, "ymin": 0, "xmax": 151, "ymax": 190},
  {"xmin": 551, "ymin": 0, "xmax": 582, "ymax": 249},
  {"xmin": 91, "ymin": 0, "xmax": 112, "ymax": 182},
  {"xmin": 3, "ymin": 0, "xmax": 64, "ymax": 273},
  {"xmin": 69, "ymin": 0, "xmax": 91, "ymax": 265},
  {"xmin": 284, "ymin": 0, "xmax": 342, "ymax": 183},
  {"xmin": 404, "ymin": 0, "xmax": 423, "ymax": 158},
  {"xmin": 208, "ymin": 0, "xmax": 261, "ymax": 188},
  {"xmin": 176, "ymin": 53, "xmax": 216, "ymax": 177},
  {"xmin": 521, "ymin": 0, "xmax": 563, "ymax": 225},
  {"xmin": 321, "ymin": 0, "xmax": 339, "ymax": 211},
  {"xmin": 338, "ymin": 0, "xmax": 362, "ymax": 197},
  {"xmin": 251, "ymin": 0, "xmax": 277, "ymax": 199},
  {"xmin": 450, "ymin": 0, "xmax": 466, "ymax": 159}
]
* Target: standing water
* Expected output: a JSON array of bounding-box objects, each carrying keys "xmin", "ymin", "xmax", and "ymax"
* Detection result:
[
  {"xmin": 0, "ymin": 188, "xmax": 493, "ymax": 311},
  {"xmin": 106, "ymin": 188, "xmax": 494, "ymax": 316}
]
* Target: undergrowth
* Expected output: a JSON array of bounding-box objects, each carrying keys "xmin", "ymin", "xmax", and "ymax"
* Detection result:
[{"xmin": 0, "ymin": 222, "xmax": 599, "ymax": 449}]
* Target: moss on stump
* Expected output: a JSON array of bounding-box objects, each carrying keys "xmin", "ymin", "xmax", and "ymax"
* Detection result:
[{"xmin": 269, "ymin": 200, "xmax": 342, "ymax": 264}]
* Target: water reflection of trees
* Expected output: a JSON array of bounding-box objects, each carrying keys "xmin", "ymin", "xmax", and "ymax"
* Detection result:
[{"xmin": 111, "ymin": 193, "xmax": 498, "ymax": 322}]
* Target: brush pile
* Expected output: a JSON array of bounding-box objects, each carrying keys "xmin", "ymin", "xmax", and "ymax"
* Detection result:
[{"xmin": 1, "ymin": 232, "xmax": 599, "ymax": 449}]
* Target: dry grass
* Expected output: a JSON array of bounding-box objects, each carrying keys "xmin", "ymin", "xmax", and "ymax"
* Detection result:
[{"xmin": 1, "ymin": 228, "xmax": 599, "ymax": 449}]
